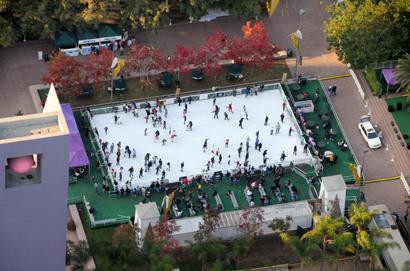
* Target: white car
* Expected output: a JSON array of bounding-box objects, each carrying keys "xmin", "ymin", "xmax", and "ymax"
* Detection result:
[{"xmin": 358, "ymin": 115, "xmax": 382, "ymax": 149}]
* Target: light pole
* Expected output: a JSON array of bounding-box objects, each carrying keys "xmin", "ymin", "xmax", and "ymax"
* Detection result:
[
  {"xmin": 361, "ymin": 148, "xmax": 368, "ymax": 186},
  {"xmin": 294, "ymin": 9, "xmax": 306, "ymax": 77}
]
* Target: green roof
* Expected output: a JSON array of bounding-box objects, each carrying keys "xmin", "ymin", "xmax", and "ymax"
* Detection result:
[
  {"xmin": 77, "ymin": 29, "xmax": 98, "ymax": 41},
  {"xmin": 97, "ymin": 25, "xmax": 121, "ymax": 38},
  {"xmin": 55, "ymin": 31, "xmax": 77, "ymax": 48}
]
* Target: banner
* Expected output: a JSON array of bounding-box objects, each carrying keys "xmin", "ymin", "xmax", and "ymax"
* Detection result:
[{"xmin": 266, "ymin": 0, "xmax": 280, "ymax": 17}]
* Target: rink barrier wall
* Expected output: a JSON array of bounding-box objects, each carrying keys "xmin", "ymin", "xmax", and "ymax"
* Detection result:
[
  {"xmin": 73, "ymin": 78, "xmax": 284, "ymax": 112},
  {"xmin": 86, "ymin": 83, "xmax": 315, "ymax": 187}
]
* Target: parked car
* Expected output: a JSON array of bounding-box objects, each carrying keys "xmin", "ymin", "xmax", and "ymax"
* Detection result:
[{"xmin": 358, "ymin": 115, "xmax": 382, "ymax": 149}]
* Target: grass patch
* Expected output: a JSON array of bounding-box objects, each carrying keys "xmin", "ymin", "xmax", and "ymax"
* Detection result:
[
  {"xmin": 385, "ymin": 96, "xmax": 410, "ymax": 145},
  {"xmin": 39, "ymin": 61, "xmax": 290, "ymax": 108}
]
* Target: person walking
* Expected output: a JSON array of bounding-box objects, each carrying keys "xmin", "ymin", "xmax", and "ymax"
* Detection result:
[
  {"xmin": 288, "ymin": 127, "xmax": 294, "ymax": 136},
  {"xmin": 180, "ymin": 162, "xmax": 184, "ymax": 172},
  {"xmin": 280, "ymin": 113, "xmax": 285, "ymax": 123},
  {"xmin": 293, "ymin": 145, "xmax": 297, "ymax": 155},
  {"xmin": 239, "ymin": 118, "xmax": 244, "ymax": 129}
]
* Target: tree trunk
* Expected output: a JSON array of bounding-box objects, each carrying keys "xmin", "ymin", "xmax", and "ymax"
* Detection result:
[{"xmin": 300, "ymin": 260, "xmax": 304, "ymax": 271}]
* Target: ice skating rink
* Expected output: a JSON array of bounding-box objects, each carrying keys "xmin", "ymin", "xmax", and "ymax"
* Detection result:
[{"xmin": 91, "ymin": 88, "xmax": 309, "ymax": 188}]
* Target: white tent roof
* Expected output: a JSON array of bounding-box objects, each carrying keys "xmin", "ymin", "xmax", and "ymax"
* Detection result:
[{"xmin": 321, "ymin": 175, "xmax": 346, "ymax": 192}]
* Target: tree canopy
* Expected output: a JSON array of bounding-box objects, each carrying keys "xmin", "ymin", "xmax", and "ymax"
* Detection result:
[
  {"xmin": 324, "ymin": 0, "xmax": 410, "ymax": 68},
  {"xmin": 0, "ymin": 0, "xmax": 266, "ymax": 47}
]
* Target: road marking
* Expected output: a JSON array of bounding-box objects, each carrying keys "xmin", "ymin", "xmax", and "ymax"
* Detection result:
[
  {"xmin": 365, "ymin": 175, "xmax": 400, "ymax": 183},
  {"xmin": 319, "ymin": 73, "xmax": 351, "ymax": 81}
]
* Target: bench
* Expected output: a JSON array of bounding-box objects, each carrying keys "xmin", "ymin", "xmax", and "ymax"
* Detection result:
[
  {"xmin": 244, "ymin": 188, "xmax": 253, "ymax": 204},
  {"xmin": 258, "ymin": 185, "xmax": 267, "ymax": 197},
  {"xmin": 214, "ymin": 193, "xmax": 224, "ymax": 210},
  {"xmin": 287, "ymin": 184, "xmax": 298, "ymax": 201},
  {"xmin": 188, "ymin": 207, "xmax": 196, "ymax": 216},
  {"xmin": 230, "ymin": 191, "xmax": 239, "ymax": 209},
  {"xmin": 274, "ymin": 189, "xmax": 283, "ymax": 202}
]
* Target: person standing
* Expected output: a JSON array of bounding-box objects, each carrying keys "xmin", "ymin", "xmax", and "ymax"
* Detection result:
[
  {"xmin": 293, "ymin": 145, "xmax": 297, "ymax": 155},
  {"xmin": 225, "ymin": 139, "xmax": 229, "ymax": 148},
  {"xmin": 288, "ymin": 127, "xmax": 294, "ymax": 136},
  {"xmin": 128, "ymin": 166, "xmax": 134, "ymax": 177},
  {"xmin": 282, "ymin": 101, "xmax": 286, "ymax": 111},
  {"xmin": 238, "ymin": 146, "xmax": 243, "ymax": 158},
  {"xmin": 224, "ymin": 112, "xmax": 229, "ymax": 121},
  {"xmin": 180, "ymin": 162, "xmax": 184, "ymax": 172},
  {"xmin": 203, "ymin": 139, "xmax": 209, "ymax": 152},
  {"xmin": 104, "ymin": 126, "xmax": 108, "ymax": 135},
  {"xmin": 280, "ymin": 113, "xmax": 285, "ymax": 123},
  {"xmin": 239, "ymin": 118, "xmax": 244, "ymax": 129},
  {"xmin": 264, "ymin": 116, "xmax": 269, "ymax": 126}
]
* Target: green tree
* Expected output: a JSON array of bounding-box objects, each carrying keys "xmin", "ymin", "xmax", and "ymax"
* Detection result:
[
  {"xmin": 324, "ymin": 0, "xmax": 410, "ymax": 68},
  {"xmin": 187, "ymin": 239, "xmax": 226, "ymax": 271},
  {"xmin": 280, "ymin": 233, "xmax": 321, "ymax": 271},
  {"xmin": 396, "ymin": 54, "xmax": 410, "ymax": 94},
  {"xmin": 231, "ymin": 236, "xmax": 252, "ymax": 269},
  {"xmin": 302, "ymin": 214, "xmax": 345, "ymax": 271},
  {"xmin": 349, "ymin": 202, "xmax": 375, "ymax": 271},
  {"xmin": 120, "ymin": 0, "xmax": 169, "ymax": 30},
  {"xmin": 330, "ymin": 232, "xmax": 354, "ymax": 271},
  {"xmin": 223, "ymin": 0, "xmax": 265, "ymax": 20},
  {"xmin": 68, "ymin": 240, "xmax": 91, "ymax": 271}
]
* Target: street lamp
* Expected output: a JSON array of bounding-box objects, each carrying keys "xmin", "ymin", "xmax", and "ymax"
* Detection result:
[
  {"xmin": 361, "ymin": 148, "xmax": 369, "ymax": 186},
  {"xmin": 294, "ymin": 9, "xmax": 306, "ymax": 77}
]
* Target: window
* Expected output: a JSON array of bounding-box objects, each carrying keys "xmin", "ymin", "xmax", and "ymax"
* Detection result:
[{"xmin": 5, "ymin": 154, "xmax": 42, "ymax": 188}]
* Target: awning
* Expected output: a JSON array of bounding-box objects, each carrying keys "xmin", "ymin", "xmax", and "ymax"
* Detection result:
[
  {"xmin": 55, "ymin": 31, "xmax": 78, "ymax": 48},
  {"xmin": 97, "ymin": 25, "xmax": 121, "ymax": 43},
  {"xmin": 61, "ymin": 104, "xmax": 89, "ymax": 168},
  {"xmin": 77, "ymin": 29, "xmax": 99, "ymax": 45},
  {"xmin": 382, "ymin": 68, "xmax": 398, "ymax": 86}
]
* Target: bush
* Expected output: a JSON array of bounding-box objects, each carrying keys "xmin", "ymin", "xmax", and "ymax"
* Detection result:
[
  {"xmin": 364, "ymin": 67, "xmax": 381, "ymax": 95},
  {"xmin": 67, "ymin": 219, "xmax": 76, "ymax": 231}
]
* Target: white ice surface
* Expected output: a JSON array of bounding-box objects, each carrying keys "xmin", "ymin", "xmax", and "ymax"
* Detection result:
[{"xmin": 91, "ymin": 89, "xmax": 309, "ymax": 188}]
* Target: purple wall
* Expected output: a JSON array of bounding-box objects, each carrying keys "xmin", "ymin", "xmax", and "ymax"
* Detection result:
[{"xmin": 0, "ymin": 133, "xmax": 69, "ymax": 271}]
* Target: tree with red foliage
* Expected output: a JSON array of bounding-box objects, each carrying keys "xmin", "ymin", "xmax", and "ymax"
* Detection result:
[
  {"xmin": 42, "ymin": 52, "xmax": 84, "ymax": 97},
  {"xmin": 198, "ymin": 31, "xmax": 228, "ymax": 81},
  {"xmin": 241, "ymin": 20, "xmax": 272, "ymax": 73},
  {"xmin": 84, "ymin": 48, "xmax": 113, "ymax": 91},
  {"xmin": 125, "ymin": 43, "xmax": 166, "ymax": 88},
  {"xmin": 194, "ymin": 208, "xmax": 221, "ymax": 242},
  {"xmin": 152, "ymin": 213, "xmax": 181, "ymax": 255},
  {"xmin": 171, "ymin": 45, "xmax": 196, "ymax": 80},
  {"xmin": 237, "ymin": 206, "xmax": 265, "ymax": 238}
]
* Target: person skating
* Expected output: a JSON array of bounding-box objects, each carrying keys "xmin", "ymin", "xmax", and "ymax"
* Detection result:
[
  {"xmin": 110, "ymin": 143, "xmax": 114, "ymax": 153},
  {"xmin": 203, "ymin": 139, "xmax": 209, "ymax": 152},
  {"xmin": 144, "ymin": 128, "xmax": 147, "ymax": 136},
  {"xmin": 258, "ymin": 142, "xmax": 262, "ymax": 152},
  {"xmin": 139, "ymin": 167, "xmax": 143, "ymax": 178},
  {"xmin": 167, "ymin": 162, "xmax": 171, "ymax": 171},
  {"xmin": 282, "ymin": 101, "xmax": 286, "ymax": 111},
  {"xmin": 227, "ymin": 103, "xmax": 233, "ymax": 113},
  {"xmin": 238, "ymin": 146, "xmax": 243, "ymax": 158},
  {"xmin": 293, "ymin": 145, "xmax": 297, "ymax": 155},
  {"xmin": 187, "ymin": 121, "xmax": 193, "ymax": 131},
  {"xmin": 304, "ymin": 143, "xmax": 309, "ymax": 153},
  {"xmin": 280, "ymin": 113, "xmax": 285, "ymax": 123},
  {"xmin": 239, "ymin": 118, "xmax": 244, "ymax": 129},
  {"xmin": 162, "ymin": 170, "xmax": 166, "ymax": 180},
  {"xmin": 163, "ymin": 121, "xmax": 166, "ymax": 129},
  {"xmin": 128, "ymin": 166, "xmax": 134, "ymax": 177},
  {"xmin": 156, "ymin": 165, "xmax": 160, "ymax": 175},
  {"xmin": 183, "ymin": 115, "xmax": 187, "ymax": 124},
  {"xmin": 180, "ymin": 162, "xmax": 184, "ymax": 172},
  {"xmin": 224, "ymin": 112, "xmax": 229, "ymax": 121},
  {"xmin": 218, "ymin": 154, "xmax": 222, "ymax": 164},
  {"xmin": 264, "ymin": 116, "xmax": 269, "ymax": 126},
  {"xmin": 210, "ymin": 156, "xmax": 215, "ymax": 167},
  {"xmin": 225, "ymin": 138, "xmax": 229, "ymax": 148},
  {"xmin": 245, "ymin": 151, "xmax": 249, "ymax": 162},
  {"xmin": 280, "ymin": 151, "xmax": 287, "ymax": 161},
  {"xmin": 275, "ymin": 122, "xmax": 281, "ymax": 134},
  {"xmin": 227, "ymin": 155, "xmax": 231, "ymax": 165},
  {"xmin": 104, "ymin": 126, "xmax": 108, "ymax": 135},
  {"xmin": 254, "ymin": 138, "xmax": 259, "ymax": 150},
  {"xmin": 213, "ymin": 97, "xmax": 216, "ymax": 106},
  {"xmin": 263, "ymin": 149, "xmax": 267, "ymax": 159},
  {"xmin": 155, "ymin": 130, "xmax": 160, "ymax": 140},
  {"xmin": 113, "ymin": 114, "xmax": 120, "ymax": 124},
  {"xmin": 170, "ymin": 130, "xmax": 177, "ymax": 142},
  {"xmin": 288, "ymin": 127, "xmax": 294, "ymax": 136}
]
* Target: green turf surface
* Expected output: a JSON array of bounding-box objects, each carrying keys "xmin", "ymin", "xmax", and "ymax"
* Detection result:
[
  {"xmin": 385, "ymin": 96, "xmax": 410, "ymax": 145},
  {"xmin": 285, "ymin": 80, "xmax": 356, "ymax": 183}
]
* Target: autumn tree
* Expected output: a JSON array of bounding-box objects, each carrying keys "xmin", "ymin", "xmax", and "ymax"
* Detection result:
[
  {"xmin": 42, "ymin": 52, "xmax": 84, "ymax": 97},
  {"xmin": 125, "ymin": 43, "xmax": 166, "ymax": 87},
  {"xmin": 152, "ymin": 213, "xmax": 180, "ymax": 255},
  {"xmin": 198, "ymin": 31, "xmax": 227, "ymax": 81},
  {"xmin": 237, "ymin": 206, "xmax": 265, "ymax": 238},
  {"xmin": 241, "ymin": 20, "xmax": 272, "ymax": 73},
  {"xmin": 194, "ymin": 208, "xmax": 221, "ymax": 242},
  {"xmin": 171, "ymin": 44, "xmax": 197, "ymax": 80},
  {"xmin": 84, "ymin": 48, "xmax": 113, "ymax": 91}
]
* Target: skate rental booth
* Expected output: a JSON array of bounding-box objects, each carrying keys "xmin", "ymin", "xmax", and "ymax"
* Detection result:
[
  {"xmin": 61, "ymin": 103, "xmax": 89, "ymax": 178},
  {"xmin": 55, "ymin": 31, "xmax": 80, "ymax": 57},
  {"xmin": 85, "ymin": 83, "xmax": 314, "ymax": 191}
]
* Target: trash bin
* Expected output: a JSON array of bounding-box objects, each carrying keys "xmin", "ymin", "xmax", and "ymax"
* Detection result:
[
  {"xmin": 287, "ymin": 48, "xmax": 293, "ymax": 57},
  {"xmin": 38, "ymin": 51, "xmax": 43, "ymax": 61}
]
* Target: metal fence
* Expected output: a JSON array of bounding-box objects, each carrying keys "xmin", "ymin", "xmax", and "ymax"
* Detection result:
[{"xmin": 368, "ymin": 60, "xmax": 398, "ymax": 70}]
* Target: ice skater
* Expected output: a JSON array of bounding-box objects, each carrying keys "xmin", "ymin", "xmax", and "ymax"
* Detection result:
[
  {"xmin": 128, "ymin": 166, "xmax": 134, "ymax": 177},
  {"xmin": 167, "ymin": 162, "xmax": 171, "ymax": 171},
  {"xmin": 228, "ymin": 155, "xmax": 231, "ymax": 165},
  {"xmin": 155, "ymin": 130, "xmax": 160, "ymax": 140},
  {"xmin": 203, "ymin": 139, "xmax": 209, "ymax": 152},
  {"xmin": 304, "ymin": 143, "xmax": 309, "ymax": 153},
  {"xmin": 275, "ymin": 122, "xmax": 281, "ymax": 135},
  {"xmin": 245, "ymin": 151, "xmax": 249, "ymax": 162},
  {"xmin": 225, "ymin": 138, "xmax": 229, "ymax": 148},
  {"xmin": 113, "ymin": 114, "xmax": 120, "ymax": 124},
  {"xmin": 239, "ymin": 118, "xmax": 244, "ymax": 129},
  {"xmin": 104, "ymin": 126, "xmax": 108, "ymax": 135},
  {"xmin": 224, "ymin": 112, "xmax": 229, "ymax": 121},
  {"xmin": 144, "ymin": 128, "xmax": 147, "ymax": 136},
  {"xmin": 282, "ymin": 101, "xmax": 286, "ymax": 111},
  {"xmin": 238, "ymin": 146, "xmax": 243, "ymax": 157},
  {"xmin": 139, "ymin": 167, "xmax": 143, "ymax": 178},
  {"xmin": 280, "ymin": 113, "xmax": 285, "ymax": 123},
  {"xmin": 163, "ymin": 121, "xmax": 166, "ymax": 129},
  {"xmin": 227, "ymin": 103, "xmax": 233, "ymax": 113},
  {"xmin": 187, "ymin": 121, "xmax": 193, "ymax": 131},
  {"xmin": 257, "ymin": 142, "xmax": 262, "ymax": 152},
  {"xmin": 183, "ymin": 115, "xmax": 187, "ymax": 124},
  {"xmin": 263, "ymin": 149, "xmax": 267, "ymax": 159},
  {"xmin": 110, "ymin": 143, "xmax": 114, "ymax": 153},
  {"xmin": 288, "ymin": 127, "xmax": 294, "ymax": 136},
  {"xmin": 280, "ymin": 151, "xmax": 287, "ymax": 161},
  {"xmin": 170, "ymin": 130, "xmax": 177, "ymax": 142},
  {"xmin": 293, "ymin": 145, "xmax": 297, "ymax": 155},
  {"xmin": 180, "ymin": 162, "xmax": 184, "ymax": 172},
  {"xmin": 264, "ymin": 116, "xmax": 269, "ymax": 126},
  {"xmin": 218, "ymin": 154, "xmax": 222, "ymax": 164}
]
